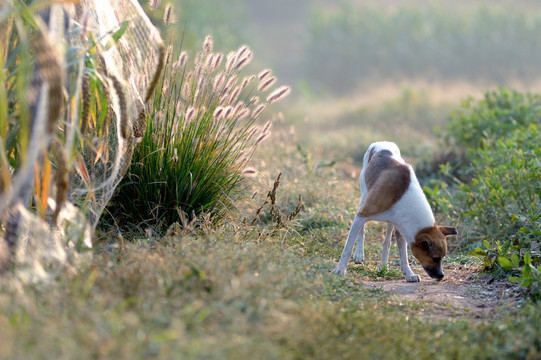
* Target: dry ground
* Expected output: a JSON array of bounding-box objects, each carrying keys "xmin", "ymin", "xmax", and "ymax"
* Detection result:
[{"xmin": 362, "ymin": 265, "xmax": 522, "ymax": 320}]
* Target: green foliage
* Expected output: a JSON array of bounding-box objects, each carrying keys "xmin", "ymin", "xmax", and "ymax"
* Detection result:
[
  {"xmin": 438, "ymin": 88, "xmax": 540, "ymax": 298},
  {"xmin": 446, "ymin": 88, "xmax": 541, "ymax": 149},
  {"xmin": 304, "ymin": 3, "xmax": 541, "ymax": 93},
  {"xmin": 109, "ymin": 36, "xmax": 289, "ymax": 230}
]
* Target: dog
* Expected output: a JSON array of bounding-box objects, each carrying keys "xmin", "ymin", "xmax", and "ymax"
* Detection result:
[{"xmin": 333, "ymin": 141, "xmax": 457, "ymax": 282}]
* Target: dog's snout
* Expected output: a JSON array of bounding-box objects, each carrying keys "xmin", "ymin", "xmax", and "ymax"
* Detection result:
[{"xmin": 423, "ymin": 266, "xmax": 444, "ymax": 281}]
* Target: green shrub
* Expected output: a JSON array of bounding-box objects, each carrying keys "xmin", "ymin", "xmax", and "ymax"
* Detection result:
[
  {"xmin": 446, "ymin": 88, "xmax": 541, "ymax": 149},
  {"xmin": 436, "ymin": 88, "xmax": 540, "ymax": 298},
  {"xmin": 109, "ymin": 36, "xmax": 290, "ymax": 231}
]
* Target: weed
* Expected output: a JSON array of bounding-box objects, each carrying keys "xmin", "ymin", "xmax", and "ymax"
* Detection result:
[{"xmin": 247, "ymin": 172, "xmax": 303, "ymax": 230}]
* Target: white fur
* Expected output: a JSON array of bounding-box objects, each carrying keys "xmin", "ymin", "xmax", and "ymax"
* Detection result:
[{"xmin": 333, "ymin": 141, "xmax": 435, "ymax": 282}]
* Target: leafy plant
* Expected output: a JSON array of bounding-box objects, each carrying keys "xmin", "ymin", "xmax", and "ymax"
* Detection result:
[
  {"xmin": 446, "ymin": 88, "xmax": 541, "ymax": 149},
  {"xmin": 436, "ymin": 88, "xmax": 540, "ymax": 298},
  {"xmin": 109, "ymin": 35, "xmax": 290, "ymax": 230}
]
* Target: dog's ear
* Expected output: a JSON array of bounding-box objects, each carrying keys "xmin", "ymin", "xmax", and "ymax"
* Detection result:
[
  {"xmin": 438, "ymin": 226, "xmax": 457, "ymax": 237},
  {"xmin": 417, "ymin": 234, "xmax": 434, "ymax": 251}
]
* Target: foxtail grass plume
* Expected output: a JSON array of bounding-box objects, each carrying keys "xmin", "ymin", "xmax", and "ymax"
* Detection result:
[
  {"xmin": 266, "ymin": 86, "xmax": 291, "ymax": 104},
  {"xmin": 149, "ymin": 0, "xmax": 161, "ymax": 10},
  {"xmin": 242, "ymin": 167, "xmax": 257, "ymax": 176},
  {"xmin": 258, "ymin": 76, "xmax": 276, "ymax": 92},
  {"xmin": 213, "ymin": 106, "xmax": 224, "ymax": 120},
  {"xmin": 251, "ymin": 104, "xmax": 266, "ymax": 119},
  {"xmin": 163, "ymin": 4, "xmax": 177, "ymax": 25},
  {"xmin": 258, "ymin": 69, "xmax": 271, "ymax": 81},
  {"xmin": 234, "ymin": 51, "xmax": 252, "ymax": 71},
  {"xmin": 225, "ymin": 52, "xmax": 237, "ymax": 72},
  {"xmin": 213, "ymin": 73, "xmax": 225, "ymax": 91},
  {"xmin": 249, "ymin": 96, "xmax": 259, "ymax": 105},
  {"xmin": 203, "ymin": 35, "xmax": 213, "ymax": 54},
  {"xmin": 178, "ymin": 52, "xmax": 187, "ymax": 68},
  {"xmin": 241, "ymin": 75, "xmax": 255, "ymax": 90},
  {"xmin": 213, "ymin": 53, "xmax": 223, "ymax": 70},
  {"xmin": 165, "ymin": 45, "xmax": 173, "ymax": 64},
  {"xmin": 186, "ymin": 107, "xmax": 196, "ymax": 122}
]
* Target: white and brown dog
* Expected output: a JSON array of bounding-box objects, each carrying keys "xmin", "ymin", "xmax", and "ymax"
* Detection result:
[{"xmin": 333, "ymin": 141, "xmax": 457, "ymax": 282}]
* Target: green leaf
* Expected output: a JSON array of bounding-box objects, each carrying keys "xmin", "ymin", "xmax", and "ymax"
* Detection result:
[
  {"xmin": 510, "ymin": 253, "xmax": 520, "ymax": 268},
  {"xmin": 468, "ymin": 248, "xmax": 486, "ymax": 257},
  {"xmin": 524, "ymin": 252, "xmax": 531, "ymax": 265},
  {"xmin": 522, "ymin": 264, "xmax": 532, "ymax": 277},
  {"xmin": 508, "ymin": 276, "xmax": 521, "ymax": 283},
  {"xmin": 316, "ymin": 160, "xmax": 336, "ymax": 169},
  {"xmin": 521, "ymin": 277, "xmax": 534, "ymax": 287},
  {"xmin": 482, "ymin": 240, "xmax": 491, "ymax": 249},
  {"xmin": 497, "ymin": 256, "xmax": 513, "ymax": 271}
]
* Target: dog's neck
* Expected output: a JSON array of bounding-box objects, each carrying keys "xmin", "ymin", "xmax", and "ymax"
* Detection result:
[{"xmin": 390, "ymin": 169, "xmax": 435, "ymax": 243}]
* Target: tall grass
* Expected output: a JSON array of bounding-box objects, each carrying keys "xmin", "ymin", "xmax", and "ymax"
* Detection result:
[{"xmin": 109, "ymin": 35, "xmax": 290, "ymax": 230}]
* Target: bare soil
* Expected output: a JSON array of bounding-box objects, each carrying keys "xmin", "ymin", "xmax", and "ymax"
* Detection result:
[{"xmin": 362, "ymin": 264, "xmax": 523, "ymax": 320}]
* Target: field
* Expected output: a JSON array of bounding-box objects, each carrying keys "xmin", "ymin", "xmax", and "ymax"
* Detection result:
[{"xmin": 1, "ymin": 0, "xmax": 540, "ymax": 359}]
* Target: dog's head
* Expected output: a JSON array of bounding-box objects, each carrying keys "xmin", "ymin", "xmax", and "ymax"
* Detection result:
[{"xmin": 410, "ymin": 225, "xmax": 457, "ymax": 280}]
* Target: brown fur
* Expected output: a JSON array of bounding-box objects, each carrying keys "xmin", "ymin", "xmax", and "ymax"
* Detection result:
[
  {"xmin": 411, "ymin": 225, "xmax": 457, "ymax": 279},
  {"xmin": 358, "ymin": 150, "xmax": 411, "ymax": 217}
]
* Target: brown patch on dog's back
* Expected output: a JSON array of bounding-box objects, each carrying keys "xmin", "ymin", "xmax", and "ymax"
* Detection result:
[{"xmin": 358, "ymin": 150, "xmax": 411, "ymax": 217}]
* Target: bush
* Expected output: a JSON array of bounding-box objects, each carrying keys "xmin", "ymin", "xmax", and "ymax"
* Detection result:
[
  {"xmin": 436, "ymin": 88, "xmax": 540, "ymax": 298},
  {"xmin": 108, "ymin": 36, "xmax": 290, "ymax": 231},
  {"xmin": 446, "ymin": 88, "xmax": 541, "ymax": 149}
]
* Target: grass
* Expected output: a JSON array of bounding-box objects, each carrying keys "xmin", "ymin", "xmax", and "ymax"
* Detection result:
[
  {"xmin": 2, "ymin": 119, "xmax": 541, "ymax": 359},
  {"xmin": 1, "ymin": 217, "xmax": 540, "ymax": 359}
]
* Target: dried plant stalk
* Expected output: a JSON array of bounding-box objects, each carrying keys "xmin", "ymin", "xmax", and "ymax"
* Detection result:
[{"xmin": 52, "ymin": 138, "xmax": 68, "ymax": 225}]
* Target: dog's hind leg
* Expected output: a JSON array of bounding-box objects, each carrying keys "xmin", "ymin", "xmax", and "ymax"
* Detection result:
[
  {"xmin": 333, "ymin": 214, "xmax": 365, "ymax": 275},
  {"xmin": 395, "ymin": 230, "xmax": 420, "ymax": 282},
  {"xmin": 379, "ymin": 223, "xmax": 394, "ymax": 270}
]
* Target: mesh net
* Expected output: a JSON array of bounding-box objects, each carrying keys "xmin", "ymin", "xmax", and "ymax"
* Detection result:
[
  {"xmin": 0, "ymin": 0, "xmax": 164, "ymax": 282},
  {"xmin": 69, "ymin": 0, "xmax": 164, "ymax": 227}
]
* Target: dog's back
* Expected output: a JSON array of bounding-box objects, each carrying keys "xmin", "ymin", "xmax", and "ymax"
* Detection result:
[{"xmin": 362, "ymin": 141, "xmax": 403, "ymax": 168}]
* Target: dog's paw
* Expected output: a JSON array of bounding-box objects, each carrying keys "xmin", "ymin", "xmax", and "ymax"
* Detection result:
[
  {"xmin": 332, "ymin": 267, "xmax": 346, "ymax": 276},
  {"xmin": 353, "ymin": 254, "xmax": 364, "ymax": 264},
  {"xmin": 406, "ymin": 274, "xmax": 421, "ymax": 282}
]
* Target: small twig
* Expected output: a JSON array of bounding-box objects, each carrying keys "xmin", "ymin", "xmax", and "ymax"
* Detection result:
[{"xmin": 248, "ymin": 172, "xmax": 303, "ymax": 230}]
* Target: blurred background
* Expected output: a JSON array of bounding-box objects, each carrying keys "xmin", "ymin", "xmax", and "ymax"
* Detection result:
[{"xmin": 142, "ymin": 0, "xmax": 541, "ymax": 164}]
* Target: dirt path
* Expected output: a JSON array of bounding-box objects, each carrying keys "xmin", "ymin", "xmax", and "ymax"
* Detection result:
[{"xmin": 362, "ymin": 264, "xmax": 522, "ymax": 320}]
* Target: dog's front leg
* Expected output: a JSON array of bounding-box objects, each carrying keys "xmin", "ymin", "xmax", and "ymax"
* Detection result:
[
  {"xmin": 395, "ymin": 231, "xmax": 420, "ymax": 282},
  {"xmin": 333, "ymin": 215, "xmax": 365, "ymax": 275},
  {"xmin": 378, "ymin": 223, "xmax": 394, "ymax": 271},
  {"xmin": 352, "ymin": 222, "xmax": 365, "ymax": 264}
]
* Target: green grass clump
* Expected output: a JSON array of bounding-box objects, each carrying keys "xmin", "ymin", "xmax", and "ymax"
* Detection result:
[{"xmin": 109, "ymin": 36, "xmax": 290, "ymax": 230}]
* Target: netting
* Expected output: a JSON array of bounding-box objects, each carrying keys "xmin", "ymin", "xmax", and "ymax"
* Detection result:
[{"xmin": 0, "ymin": 0, "xmax": 164, "ymax": 282}]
